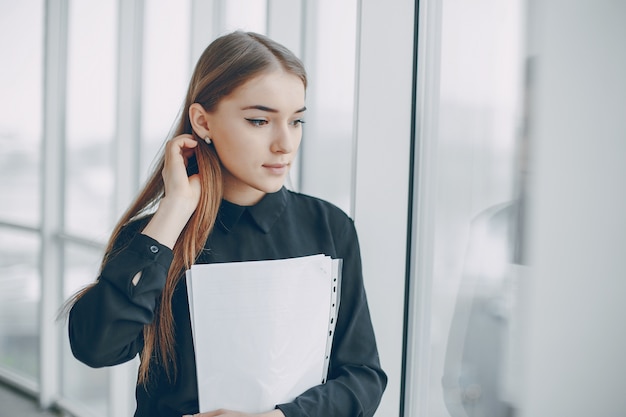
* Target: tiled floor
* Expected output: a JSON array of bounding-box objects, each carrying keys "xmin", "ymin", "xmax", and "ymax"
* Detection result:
[{"xmin": 0, "ymin": 382, "xmax": 60, "ymax": 417}]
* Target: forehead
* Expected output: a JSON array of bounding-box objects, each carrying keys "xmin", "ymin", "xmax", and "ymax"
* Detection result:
[{"xmin": 220, "ymin": 70, "xmax": 306, "ymax": 111}]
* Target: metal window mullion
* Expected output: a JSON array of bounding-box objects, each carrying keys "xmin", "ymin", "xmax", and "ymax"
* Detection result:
[
  {"xmin": 295, "ymin": 0, "xmax": 319, "ymax": 198},
  {"xmin": 109, "ymin": 1, "xmax": 144, "ymax": 416},
  {"xmin": 350, "ymin": 0, "xmax": 362, "ymax": 219},
  {"xmin": 0, "ymin": 366, "xmax": 38, "ymax": 397},
  {"xmin": 114, "ymin": 0, "xmax": 143, "ymax": 217},
  {"xmin": 0, "ymin": 220, "xmax": 41, "ymax": 234},
  {"xmin": 40, "ymin": 0, "xmax": 69, "ymax": 408},
  {"xmin": 403, "ymin": 1, "xmax": 443, "ymax": 416}
]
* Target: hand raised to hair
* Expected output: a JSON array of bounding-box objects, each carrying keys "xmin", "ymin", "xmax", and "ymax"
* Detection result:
[
  {"xmin": 161, "ymin": 134, "xmax": 202, "ymax": 215},
  {"xmin": 141, "ymin": 134, "xmax": 203, "ymax": 249}
]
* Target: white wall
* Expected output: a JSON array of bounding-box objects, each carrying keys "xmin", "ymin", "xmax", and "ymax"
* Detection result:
[{"xmin": 521, "ymin": 1, "xmax": 626, "ymax": 416}]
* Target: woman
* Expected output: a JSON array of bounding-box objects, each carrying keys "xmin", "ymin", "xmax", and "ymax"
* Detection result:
[{"xmin": 68, "ymin": 31, "xmax": 386, "ymax": 417}]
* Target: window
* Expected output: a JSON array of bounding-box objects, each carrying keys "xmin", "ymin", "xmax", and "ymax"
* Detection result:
[
  {"xmin": 0, "ymin": 0, "xmax": 44, "ymax": 389},
  {"xmin": 0, "ymin": 1, "xmax": 369, "ymax": 415},
  {"xmin": 64, "ymin": 0, "xmax": 118, "ymax": 241},
  {"xmin": 406, "ymin": 1, "xmax": 527, "ymax": 415},
  {"xmin": 140, "ymin": 0, "xmax": 191, "ymax": 178},
  {"xmin": 0, "ymin": 230, "xmax": 41, "ymax": 382}
]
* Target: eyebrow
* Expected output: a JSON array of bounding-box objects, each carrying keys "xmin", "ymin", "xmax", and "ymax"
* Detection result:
[{"xmin": 241, "ymin": 105, "xmax": 307, "ymax": 113}]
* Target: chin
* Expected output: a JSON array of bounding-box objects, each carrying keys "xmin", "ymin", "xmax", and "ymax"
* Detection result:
[
  {"xmin": 259, "ymin": 181, "xmax": 286, "ymax": 194},
  {"xmin": 265, "ymin": 184, "xmax": 285, "ymax": 194}
]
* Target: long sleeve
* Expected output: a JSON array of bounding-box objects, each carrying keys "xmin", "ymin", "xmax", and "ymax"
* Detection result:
[
  {"xmin": 276, "ymin": 219, "xmax": 387, "ymax": 417},
  {"xmin": 68, "ymin": 222, "xmax": 173, "ymax": 368}
]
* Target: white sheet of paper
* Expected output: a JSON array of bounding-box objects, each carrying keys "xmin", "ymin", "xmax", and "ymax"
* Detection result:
[{"xmin": 186, "ymin": 254, "xmax": 341, "ymax": 413}]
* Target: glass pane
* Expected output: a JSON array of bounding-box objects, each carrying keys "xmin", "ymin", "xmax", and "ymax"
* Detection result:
[
  {"xmin": 65, "ymin": 0, "xmax": 118, "ymax": 241},
  {"xmin": 223, "ymin": 0, "xmax": 267, "ymax": 34},
  {"xmin": 299, "ymin": 0, "xmax": 358, "ymax": 214},
  {"xmin": 0, "ymin": 228, "xmax": 40, "ymax": 381},
  {"xmin": 140, "ymin": 0, "xmax": 191, "ymax": 179},
  {"xmin": 62, "ymin": 242, "xmax": 109, "ymax": 416},
  {"xmin": 0, "ymin": 2, "xmax": 44, "ymax": 225},
  {"xmin": 416, "ymin": 1, "xmax": 527, "ymax": 416}
]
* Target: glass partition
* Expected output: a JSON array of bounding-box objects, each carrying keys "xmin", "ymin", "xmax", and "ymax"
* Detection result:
[
  {"xmin": 223, "ymin": 0, "xmax": 267, "ymax": 33},
  {"xmin": 299, "ymin": 0, "xmax": 358, "ymax": 214},
  {"xmin": 65, "ymin": 0, "xmax": 118, "ymax": 241},
  {"xmin": 140, "ymin": 0, "xmax": 191, "ymax": 178},
  {"xmin": 410, "ymin": 0, "xmax": 527, "ymax": 416},
  {"xmin": 0, "ymin": 229, "xmax": 41, "ymax": 382},
  {"xmin": 61, "ymin": 242, "xmax": 109, "ymax": 416},
  {"xmin": 0, "ymin": 1, "xmax": 43, "ymax": 226}
]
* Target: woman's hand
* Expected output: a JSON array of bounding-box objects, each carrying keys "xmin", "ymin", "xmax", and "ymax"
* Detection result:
[
  {"xmin": 183, "ymin": 409, "xmax": 285, "ymax": 417},
  {"xmin": 161, "ymin": 134, "xmax": 202, "ymax": 212},
  {"xmin": 142, "ymin": 134, "xmax": 203, "ymax": 248}
]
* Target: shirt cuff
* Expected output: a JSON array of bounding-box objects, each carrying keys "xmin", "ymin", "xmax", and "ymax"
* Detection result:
[
  {"xmin": 133, "ymin": 233, "xmax": 174, "ymax": 267},
  {"xmin": 99, "ymin": 233, "xmax": 173, "ymax": 299}
]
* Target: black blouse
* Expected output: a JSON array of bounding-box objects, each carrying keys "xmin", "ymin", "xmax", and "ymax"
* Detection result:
[{"xmin": 69, "ymin": 187, "xmax": 387, "ymax": 417}]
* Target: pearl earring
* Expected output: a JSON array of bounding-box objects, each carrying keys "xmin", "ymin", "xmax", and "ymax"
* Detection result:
[{"xmin": 204, "ymin": 136, "xmax": 212, "ymax": 145}]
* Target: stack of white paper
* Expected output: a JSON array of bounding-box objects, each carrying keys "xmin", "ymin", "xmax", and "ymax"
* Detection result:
[{"xmin": 186, "ymin": 254, "xmax": 342, "ymax": 413}]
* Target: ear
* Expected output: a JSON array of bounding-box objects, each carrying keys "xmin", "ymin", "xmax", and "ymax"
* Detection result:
[{"xmin": 189, "ymin": 103, "xmax": 211, "ymax": 139}]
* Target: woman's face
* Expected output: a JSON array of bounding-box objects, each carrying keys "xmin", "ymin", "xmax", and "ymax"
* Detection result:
[{"xmin": 207, "ymin": 69, "xmax": 306, "ymax": 206}]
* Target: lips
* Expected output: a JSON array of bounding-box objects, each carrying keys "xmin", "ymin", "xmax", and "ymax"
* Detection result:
[{"xmin": 262, "ymin": 163, "xmax": 289, "ymax": 175}]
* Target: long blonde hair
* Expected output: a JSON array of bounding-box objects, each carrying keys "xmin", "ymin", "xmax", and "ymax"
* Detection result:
[{"xmin": 68, "ymin": 31, "xmax": 307, "ymax": 384}]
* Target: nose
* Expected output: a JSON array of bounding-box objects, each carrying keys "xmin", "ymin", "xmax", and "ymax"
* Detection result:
[{"xmin": 270, "ymin": 125, "xmax": 297, "ymax": 154}]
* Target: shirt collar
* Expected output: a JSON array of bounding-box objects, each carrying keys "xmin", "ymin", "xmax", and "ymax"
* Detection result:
[{"xmin": 217, "ymin": 187, "xmax": 288, "ymax": 234}]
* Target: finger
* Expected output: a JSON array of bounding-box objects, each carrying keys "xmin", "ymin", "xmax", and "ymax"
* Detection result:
[
  {"xmin": 166, "ymin": 135, "xmax": 198, "ymax": 158},
  {"xmin": 181, "ymin": 146, "xmax": 198, "ymax": 166},
  {"xmin": 196, "ymin": 409, "xmax": 233, "ymax": 417},
  {"xmin": 174, "ymin": 133, "xmax": 198, "ymax": 147},
  {"xmin": 164, "ymin": 135, "xmax": 198, "ymax": 171}
]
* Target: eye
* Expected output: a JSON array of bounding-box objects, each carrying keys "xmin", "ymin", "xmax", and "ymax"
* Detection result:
[
  {"xmin": 290, "ymin": 119, "xmax": 306, "ymax": 127},
  {"xmin": 245, "ymin": 118, "xmax": 268, "ymax": 127}
]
